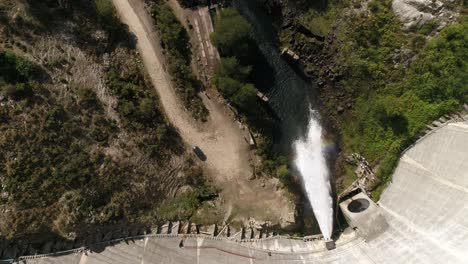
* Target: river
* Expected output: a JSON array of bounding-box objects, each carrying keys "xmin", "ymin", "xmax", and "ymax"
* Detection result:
[
  {"xmin": 232, "ymin": 0, "xmax": 335, "ymax": 238},
  {"xmin": 232, "ymin": 0, "xmax": 316, "ymax": 151}
]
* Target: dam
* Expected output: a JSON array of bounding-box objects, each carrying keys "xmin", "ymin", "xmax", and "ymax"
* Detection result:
[
  {"xmin": 4, "ymin": 113, "xmax": 468, "ymax": 263},
  {"xmin": 0, "ymin": 0, "xmax": 466, "ymax": 262}
]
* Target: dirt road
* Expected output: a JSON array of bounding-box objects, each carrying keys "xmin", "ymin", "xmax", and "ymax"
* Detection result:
[{"xmin": 111, "ymin": 0, "xmax": 293, "ymax": 224}]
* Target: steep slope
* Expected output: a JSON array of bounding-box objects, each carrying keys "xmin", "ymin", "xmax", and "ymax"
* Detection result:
[
  {"xmin": 255, "ymin": 0, "xmax": 467, "ymax": 196},
  {"xmin": 0, "ymin": 0, "xmax": 209, "ymax": 245},
  {"xmin": 111, "ymin": 0, "xmax": 294, "ymax": 224}
]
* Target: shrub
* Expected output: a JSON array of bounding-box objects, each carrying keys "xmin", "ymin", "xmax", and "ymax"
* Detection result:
[
  {"xmin": 154, "ymin": 4, "xmax": 191, "ymax": 60},
  {"xmin": 335, "ymin": 8, "xmax": 467, "ymax": 195},
  {"xmin": 138, "ymin": 97, "xmax": 157, "ymax": 120},
  {"xmin": 77, "ymin": 87, "xmax": 96, "ymax": 102},
  {"xmin": 214, "ymin": 77, "xmax": 243, "ymax": 98},
  {"xmin": 409, "ymin": 34, "xmax": 426, "ymax": 49},
  {"xmin": 151, "ymin": 3, "xmax": 207, "ymax": 120},
  {"xmin": 419, "ymin": 20, "xmax": 439, "ymax": 35},
  {"xmin": 276, "ymin": 164, "xmax": 291, "ymax": 186},
  {"xmin": 212, "ymin": 57, "xmax": 258, "ymax": 112},
  {"xmin": 95, "ymin": 0, "xmax": 121, "ymax": 38},
  {"xmin": 368, "ymin": 0, "xmax": 382, "ymax": 13},
  {"xmin": 232, "ymin": 83, "xmax": 258, "ymax": 111},
  {"xmin": 0, "ymin": 0, "xmax": 207, "ymax": 245},
  {"xmin": 0, "ymin": 51, "xmax": 39, "ymax": 83},
  {"xmin": 2, "ymin": 83, "xmax": 32, "ymax": 99},
  {"xmin": 213, "ymin": 57, "xmax": 251, "ymax": 82}
]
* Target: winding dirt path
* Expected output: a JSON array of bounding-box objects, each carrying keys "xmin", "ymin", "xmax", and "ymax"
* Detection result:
[{"xmin": 111, "ymin": 0, "xmax": 293, "ymax": 223}]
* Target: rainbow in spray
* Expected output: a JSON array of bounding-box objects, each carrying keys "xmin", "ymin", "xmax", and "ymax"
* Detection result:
[{"xmin": 294, "ymin": 109, "xmax": 334, "ymax": 240}]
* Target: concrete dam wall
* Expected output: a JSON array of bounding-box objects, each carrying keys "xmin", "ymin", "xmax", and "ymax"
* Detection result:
[{"xmin": 6, "ymin": 116, "xmax": 468, "ymax": 263}]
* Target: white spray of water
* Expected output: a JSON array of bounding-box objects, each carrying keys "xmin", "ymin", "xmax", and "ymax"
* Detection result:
[{"xmin": 294, "ymin": 110, "xmax": 334, "ymax": 239}]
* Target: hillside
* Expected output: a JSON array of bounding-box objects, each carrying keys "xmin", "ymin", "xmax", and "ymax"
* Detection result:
[
  {"xmin": 258, "ymin": 0, "xmax": 467, "ymax": 197},
  {"xmin": 1, "ymin": 0, "xmax": 465, "ymax": 253},
  {"xmin": 0, "ymin": 0, "xmax": 214, "ymax": 246}
]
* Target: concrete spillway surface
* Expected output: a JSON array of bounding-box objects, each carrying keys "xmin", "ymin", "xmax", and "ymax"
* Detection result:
[{"xmin": 13, "ymin": 121, "xmax": 468, "ymax": 263}]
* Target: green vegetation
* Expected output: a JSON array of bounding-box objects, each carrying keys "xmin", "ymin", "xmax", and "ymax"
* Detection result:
[
  {"xmin": 416, "ymin": 19, "xmax": 439, "ymax": 35},
  {"xmin": 232, "ymin": 83, "xmax": 258, "ymax": 110},
  {"xmin": 150, "ymin": 2, "xmax": 207, "ymax": 121},
  {"xmin": 299, "ymin": 0, "xmax": 347, "ymax": 36},
  {"xmin": 0, "ymin": 50, "xmax": 130, "ymax": 239},
  {"xmin": 211, "ymin": 9, "xmax": 260, "ymax": 115},
  {"xmin": 0, "ymin": 51, "xmax": 39, "ymax": 83},
  {"xmin": 213, "ymin": 57, "xmax": 258, "ymax": 112},
  {"xmin": 0, "ymin": 0, "xmax": 215, "ymax": 244},
  {"xmin": 147, "ymin": 163, "xmax": 217, "ymax": 222},
  {"xmin": 292, "ymin": 0, "xmax": 466, "ymax": 196},
  {"xmin": 211, "ymin": 8, "xmax": 294, "ymax": 192},
  {"xmin": 95, "ymin": 0, "xmax": 121, "ymax": 37},
  {"xmin": 337, "ymin": 2, "xmax": 466, "ymax": 196},
  {"xmin": 106, "ymin": 68, "xmax": 161, "ymax": 128},
  {"xmin": 279, "ymin": 0, "xmax": 348, "ymax": 44},
  {"xmin": 276, "ymin": 164, "xmax": 293, "ymax": 187},
  {"xmin": 0, "ymin": 51, "xmax": 41, "ymax": 102},
  {"xmin": 278, "ymin": 0, "xmax": 466, "ymax": 196},
  {"xmin": 211, "ymin": 8, "xmax": 254, "ymax": 61}
]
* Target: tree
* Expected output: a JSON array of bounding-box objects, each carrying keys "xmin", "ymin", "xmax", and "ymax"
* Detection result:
[
  {"xmin": 154, "ymin": 4, "xmax": 191, "ymax": 60},
  {"xmin": 232, "ymin": 83, "xmax": 258, "ymax": 111},
  {"xmin": 120, "ymin": 100, "xmax": 135, "ymax": 117},
  {"xmin": 138, "ymin": 98, "xmax": 156, "ymax": 120},
  {"xmin": 214, "ymin": 77, "xmax": 242, "ymax": 98},
  {"xmin": 213, "ymin": 57, "xmax": 251, "ymax": 81},
  {"xmin": 0, "ymin": 51, "xmax": 38, "ymax": 83},
  {"xmin": 276, "ymin": 164, "xmax": 291, "ymax": 186},
  {"xmin": 211, "ymin": 8, "xmax": 253, "ymax": 59}
]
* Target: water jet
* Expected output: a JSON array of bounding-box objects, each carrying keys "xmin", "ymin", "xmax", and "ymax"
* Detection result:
[{"xmin": 294, "ymin": 110, "xmax": 334, "ymax": 239}]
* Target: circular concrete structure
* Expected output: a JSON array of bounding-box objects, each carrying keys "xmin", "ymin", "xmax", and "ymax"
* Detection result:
[
  {"xmin": 347, "ymin": 199, "xmax": 370, "ymax": 213},
  {"xmin": 11, "ymin": 119, "xmax": 468, "ymax": 263}
]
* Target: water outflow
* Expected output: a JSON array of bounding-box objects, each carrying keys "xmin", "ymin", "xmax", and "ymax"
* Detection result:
[
  {"xmin": 294, "ymin": 110, "xmax": 334, "ymax": 239},
  {"xmin": 233, "ymin": 0, "xmax": 334, "ymax": 238}
]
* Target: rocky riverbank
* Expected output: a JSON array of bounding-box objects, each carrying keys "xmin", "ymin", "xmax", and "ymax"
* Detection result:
[{"xmin": 245, "ymin": 0, "xmax": 466, "ymax": 197}]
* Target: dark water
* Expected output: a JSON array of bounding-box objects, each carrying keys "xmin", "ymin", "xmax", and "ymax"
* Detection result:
[
  {"xmin": 233, "ymin": 0, "xmax": 328, "ymax": 235},
  {"xmin": 232, "ymin": 0, "xmax": 318, "ymax": 152}
]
